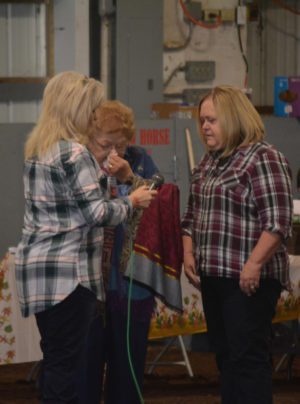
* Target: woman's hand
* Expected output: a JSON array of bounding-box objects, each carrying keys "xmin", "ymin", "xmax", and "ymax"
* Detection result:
[
  {"xmin": 107, "ymin": 155, "xmax": 134, "ymax": 184},
  {"xmin": 184, "ymin": 253, "xmax": 200, "ymax": 287},
  {"xmin": 128, "ymin": 185, "xmax": 157, "ymax": 209},
  {"xmin": 239, "ymin": 259, "xmax": 261, "ymax": 296},
  {"xmin": 239, "ymin": 230, "xmax": 281, "ymax": 296},
  {"xmin": 182, "ymin": 235, "xmax": 200, "ymax": 287}
]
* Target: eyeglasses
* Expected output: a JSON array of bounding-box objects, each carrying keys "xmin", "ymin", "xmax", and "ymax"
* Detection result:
[
  {"xmin": 96, "ymin": 142, "xmax": 128, "ymax": 153},
  {"xmin": 114, "ymin": 143, "xmax": 128, "ymax": 152}
]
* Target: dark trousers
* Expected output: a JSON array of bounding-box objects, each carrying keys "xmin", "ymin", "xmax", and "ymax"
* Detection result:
[
  {"xmin": 77, "ymin": 313, "xmax": 106, "ymax": 404},
  {"xmin": 201, "ymin": 276, "xmax": 281, "ymax": 404},
  {"xmin": 78, "ymin": 309, "xmax": 151, "ymax": 404},
  {"xmin": 35, "ymin": 285, "xmax": 97, "ymax": 404},
  {"xmin": 105, "ymin": 310, "xmax": 150, "ymax": 404}
]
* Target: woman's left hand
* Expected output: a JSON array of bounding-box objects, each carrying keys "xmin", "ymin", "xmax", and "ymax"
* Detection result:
[
  {"xmin": 240, "ymin": 231, "xmax": 281, "ymax": 296},
  {"xmin": 107, "ymin": 155, "xmax": 134, "ymax": 184},
  {"xmin": 184, "ymin": 254, "xmax": 201, "ymax": 288},
  {"xmin": 239, "ymin": 259, "xmax": 261, "ymax": 296}
]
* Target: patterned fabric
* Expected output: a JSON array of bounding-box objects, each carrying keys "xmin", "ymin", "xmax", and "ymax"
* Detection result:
[
  {"xmin": 119, "ymin": 175, "xmax": 152, "ymax": 274},
  {"xmin": 107, "ymin": 146, "xmax": 159, "ymax": 321},
  {"xmin": 124, "ymin": 184, "xmax": 183, "ymax": 311},
  {"xmin": 15, "ymin": 140, "xmax": 132, "ymax": 317},
  {"xmin": 181, "ymin": 141, "xmax": 293, "ymax": 288},
  {"xmin": 0, "ymin": 254, "xmax": 16, "ymax": 364},
  {"xmin": 101, "ymin": 227, "xmax": 116, "ymax": 293}
]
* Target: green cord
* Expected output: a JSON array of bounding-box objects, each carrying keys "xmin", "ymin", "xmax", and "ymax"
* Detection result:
[{"xmin": 127, "ymin": 231, "xmax": 144, "ymax": 404}]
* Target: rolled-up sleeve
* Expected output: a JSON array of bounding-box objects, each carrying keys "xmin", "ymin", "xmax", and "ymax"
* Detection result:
[{"xmin": 251, "ymin": 149, "xmax": 293, "ymax": 240}]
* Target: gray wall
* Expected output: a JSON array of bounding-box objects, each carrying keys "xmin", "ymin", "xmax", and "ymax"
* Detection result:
[
  {"xmin": 263, "ymin": 117, "xmax": 300, "ymax": 198},
  {"xmin": 116, "ymin": 0, "xmax": 163, "ymax": 119},
  {"xmin": 0, "ymin": 118, "xmax": 299, "ymax": 260},
  {"xmin": 0, "ymin": 124, "xmax": 32, "ymax": 259}
]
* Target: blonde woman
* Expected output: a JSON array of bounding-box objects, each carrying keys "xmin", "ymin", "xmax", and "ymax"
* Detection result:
[
  {"xmin": 15, "ymin": 71, "xmax": 156, "ymax": 404},
  {"xmin": 182, "ymin": 85, "xmax": 293, "ymax": 404}
]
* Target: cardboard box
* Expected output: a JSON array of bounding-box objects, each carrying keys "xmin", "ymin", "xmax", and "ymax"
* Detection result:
[
  {"xmin": 151, "ymin": 103, "xmax": 198, "ymax": 119},
  {"xmin": 274, "ymin": 76, "xmax": 300, "ymax": 117}
]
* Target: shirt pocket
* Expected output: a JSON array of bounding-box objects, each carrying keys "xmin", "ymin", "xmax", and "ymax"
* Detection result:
[
  {"xmin": 192, "ymin": 170, "xmax": 210, "ymax": 185},
  {"xmin": 217, "ymin": 169, "xmax": 248, "ymax": 197}
]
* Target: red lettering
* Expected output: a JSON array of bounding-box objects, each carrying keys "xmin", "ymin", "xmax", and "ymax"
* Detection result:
[
  {"xmin": 165, "ymin": 128, "xmax": 170, "ymax": 145},
  {"xmin": 140, "ymin": 129, "xmax": 146, "ymax": 145},
  {"xmin": 153, "ymin": 129, "xmax": 159, "ymax": 145},
  {"xmin": 138, "ymin": 128, "xmax": 170, "ymax": 146},
  {"xmin": 146, "ymin": 129, "xmax": 152, "ymax": 145},
  {"xmin": 159, "ymin": 129, "xmax": 164, "ymax": 145}
]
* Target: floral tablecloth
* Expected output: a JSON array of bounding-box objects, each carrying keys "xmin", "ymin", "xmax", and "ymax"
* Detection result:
[
  {"xmin": 0, "ymin": 253, "xmax": 16, "ymax": 364},
  {"xmin": 0, "ymin": 253, "xmax": 42, "ymax": 364},
  {"xmin": 149, "ymin": 255, "xmax": 300, "ymax": 339},
  {"xmin": 1, "ymin": 253, "xmax": 300, "ymax": 363}
]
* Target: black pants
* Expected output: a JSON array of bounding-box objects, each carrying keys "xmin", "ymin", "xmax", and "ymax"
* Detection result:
[
  {"xmin": 35, "ymin": 285, "xmax": 97, "ymax": 404},
  {"xmin": 201, "ymin": 276, "xmax": 281, "ymax": 404},
  {"xmin": 78, "ymin": 309, "xmax": 151, "ymax": 404},
  {"xmin": 77, "ymin": 313, "xmax": 106, "ymax": 404},
  {"xmin": 105, "ymin": 310, "xmax": 151, "ymax": 404}
]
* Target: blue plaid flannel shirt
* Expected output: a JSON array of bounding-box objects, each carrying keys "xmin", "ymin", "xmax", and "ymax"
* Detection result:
[{"xmin": 15, "ymin": 140, "xmax": 132, "ymax": 317}]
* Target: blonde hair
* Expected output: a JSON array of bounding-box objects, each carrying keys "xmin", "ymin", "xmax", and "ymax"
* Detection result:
[
  {"xmin": 197, "ymin": 85, "xmax": 265, "ymax": 158},
  {"xmin": 91, "ymin": 100, "xmax": 136, "ymax": 142},
  {"xmin": 25, "ymin": 71, "xmax": 104, "ymax": 160}
]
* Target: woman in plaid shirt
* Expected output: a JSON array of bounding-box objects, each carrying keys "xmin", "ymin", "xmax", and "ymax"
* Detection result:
[
  {"xmin": 181, "ymin": 85, "xmax": 293, "ymax": 404},
  {"xmin": 15, "ymin": 71, "xmax": 156, "ymax": 404}
]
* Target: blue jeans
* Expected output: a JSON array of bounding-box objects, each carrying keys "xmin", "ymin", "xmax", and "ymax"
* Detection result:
[
  {"xmin": 201, "ymin": 276, "xmax": 281, "ymax": 404},
  {"xmin": 35, "ymin": 285, "xmax": 97, "ymax": 404}
]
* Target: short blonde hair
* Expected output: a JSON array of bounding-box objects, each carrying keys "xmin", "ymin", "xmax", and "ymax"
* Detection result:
[
  {"xmin": 197, "ymin": 85, "xmax": 265, "ymax": 157},
  {"xmin": 92, "ymin": 100, "xmax": 136, "ymax": 141},
  {"xmin": 25, "ymin": 71, "xmax": 104, "ymax": 160}
]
